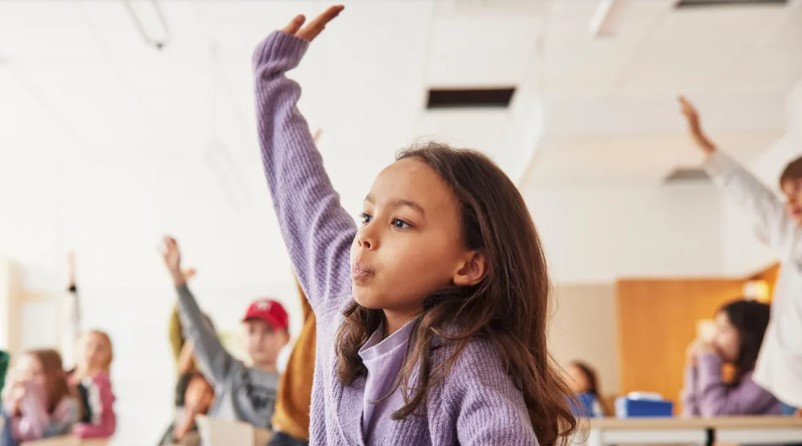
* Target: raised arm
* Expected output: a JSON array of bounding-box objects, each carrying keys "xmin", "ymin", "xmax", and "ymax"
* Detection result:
[
  {"xmin": 61, "ymin": 253, "xmax": 81, "ymax": 371},
  {"xmin": 253, "ymin": 5, "xmax": 355, "ymax": 311},
  {"xmin": 679, "ymin": 96, "xmax": 801, "ymax": 258},
  {"xmin": 162, "ymin": 237, "xmax": 237, "ymax": 386}
]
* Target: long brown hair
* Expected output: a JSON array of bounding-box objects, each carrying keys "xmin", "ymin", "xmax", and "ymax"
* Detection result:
[
  {"xmin": 719, "ymin": 299, "xmax": 770, "ymax": 385},
  {"xmin": 335, "ymin": 142, "xmax": 576, "ymax": 445},
  {"xmin": 26, "ymin": 349, "xmax": 73, "ymax": 413}
]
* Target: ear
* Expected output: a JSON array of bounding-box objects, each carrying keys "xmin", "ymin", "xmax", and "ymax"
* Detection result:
[{"xmin": 453, "ymin": 250, "xmax": 488, "ymax": 287}]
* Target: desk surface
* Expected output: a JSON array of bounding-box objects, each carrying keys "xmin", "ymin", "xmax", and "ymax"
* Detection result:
[
  {"xmin": 589, "ymin": 416, "xmax": 802, "ymax": 429},
  {"xmin": 20, "ymin": 437, "xmax": 111, "ymax": 446}
]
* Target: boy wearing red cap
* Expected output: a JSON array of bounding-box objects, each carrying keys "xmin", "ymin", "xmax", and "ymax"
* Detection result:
[{"xmin": 161, "ymin": 236, "xmax": 290, "ymax": 431}]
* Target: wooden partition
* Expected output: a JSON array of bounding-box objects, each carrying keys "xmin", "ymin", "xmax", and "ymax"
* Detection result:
[
  {"xmin": 615, "ymin": 263, "xmax": 778, "ymax": 414},
  {"xmin": 0, "ymin": 258, "xmax": 22, "ymax": 358}
]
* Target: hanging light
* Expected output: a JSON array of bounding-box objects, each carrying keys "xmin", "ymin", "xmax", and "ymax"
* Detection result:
[{"xmin": 121, "ymin": 0, "xmax": 171, "ymax": 50}]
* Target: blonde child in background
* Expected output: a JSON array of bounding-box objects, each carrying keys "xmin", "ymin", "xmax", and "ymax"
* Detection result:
[
  {"xmin": 62, "ymin": 253, "xmax": 117, "ymax": 438},
  {"xmin": 1, "ymin": 350, "xmax": 79, "ymax": 446}
]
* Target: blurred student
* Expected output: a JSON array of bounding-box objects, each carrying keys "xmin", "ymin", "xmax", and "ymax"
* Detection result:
[
  {"xmin": 61, "ymin": 253, "xmax": 117, "ymax": 438},
  {"xmin": 680, "ymin": 97, "xmax": 802, "ymax": 415},
  {"xmin": 269, "ymin": 278, "xmax": 315, "ymax": 446},
  {"xmin": 1, "ymin": 350, "xmax": 79, "ymax": 446},
  {"xmin": 681, "ymin": 299, "xmax": 779, "ymax": 416},
  {"xmin": 0, "ymin": 351, "xmax": 8, "ymax": 396},
  {"xmin": 565, "ymin": 361, "xmax": 610, "ymax": 418},
  {"xmin": 161, "ymin": 236, "xmax": 289, "ymax": 431},
  {"xmin": 159, "ymin": 297, "xmax": 216, "ymax": 446}
]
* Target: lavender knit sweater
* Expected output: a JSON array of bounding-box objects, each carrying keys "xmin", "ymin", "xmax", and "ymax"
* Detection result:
[{"xmin": 253, "ymin": 31, "xmax": 539, "ymax": 446}]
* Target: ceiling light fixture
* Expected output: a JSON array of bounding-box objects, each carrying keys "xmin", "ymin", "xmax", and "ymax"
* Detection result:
[
  {"xmin": 589, "ymin": 0, "xmax": 626, "ymax": 37},
  {"xmin": 121, "ymin": 0, "xmax": 170, "ymax": 50}
]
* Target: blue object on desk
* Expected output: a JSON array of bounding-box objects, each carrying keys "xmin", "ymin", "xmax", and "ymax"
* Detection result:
[
  {"xmin": 570, "ymin": 393, "xmax": 603, "ymax": 418},
  {"xmin": 615, "ymin": 396, "xmax": 674, "ymax": 418}
]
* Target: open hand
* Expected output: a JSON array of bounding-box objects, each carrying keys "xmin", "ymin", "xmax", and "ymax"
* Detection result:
[
  {"xmin": 678, "ymin": 96, "xmax": 716, "ymax": 154},
  {"xmin": 162, "ymin": 236, "xmax": 184, "ymax": 285}
]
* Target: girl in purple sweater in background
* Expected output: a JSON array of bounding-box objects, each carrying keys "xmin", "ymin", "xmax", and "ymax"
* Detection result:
[
  {"xmin": 253, "ymin": 5, "xmax": 575, "ymax": 445},
  {"xmin": 681, "ymin": 300, "xmax": 780, "ymax": 416}
]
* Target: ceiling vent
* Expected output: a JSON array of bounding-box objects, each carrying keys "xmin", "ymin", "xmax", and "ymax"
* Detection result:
[
  {"xmin": 664, "ymin": 167, "xmax": 711, "ymax": 183},
  {"xmin": 426, "ymin": 87, "xmax": 516, "ymax": 109},
  {"xmin": 676, "ymin": 0, "xmax": 786, "ymax": 8}
]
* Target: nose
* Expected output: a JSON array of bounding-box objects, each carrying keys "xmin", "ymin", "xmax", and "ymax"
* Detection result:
[{"xmin": 356, "ymin": 224, "xmax": 378, "ymax": 251}]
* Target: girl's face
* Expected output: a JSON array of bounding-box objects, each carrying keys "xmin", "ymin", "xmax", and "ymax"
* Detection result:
[
  {"xmin": 80, "ymin": 332, "xmax": 112, "ymax": 372},
  {"xmin": 565, "ymin": 364, "xmax": 590, "ymax": 395},
  {"xmin": 16, "ymin": 354, "xmax": 45, "ymax": 386},
  {"xmin": 712, "ymin": 311, "xmax": 740, "ymax": 363},
  {"xmin": 781, "ymin": 178, "xmax": 802, "ymax": 225},
  {"xmin": 351, "ymin": 158, "xmax": 473, "ymax": 326}
]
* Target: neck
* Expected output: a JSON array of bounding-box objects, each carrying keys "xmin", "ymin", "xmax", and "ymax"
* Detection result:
[
  {"xmin": 76, "ymin": 365, "xmax": 104, "ymax": 379},
  {"xmin": 382, "ymin": 308, "xmax": 419, "ymax": 338},
  {"xmin": 254, "ymin": 360, "xmax": 277, "ymax": 373}
]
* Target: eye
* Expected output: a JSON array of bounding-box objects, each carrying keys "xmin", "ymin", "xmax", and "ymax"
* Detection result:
[
  {"xmin": 359, "ymin": 213, "xmax": 372, "ymax": 224},
  {"xmin": 391, "ymin": 218, "xmax": 411, "ymax": 229}
]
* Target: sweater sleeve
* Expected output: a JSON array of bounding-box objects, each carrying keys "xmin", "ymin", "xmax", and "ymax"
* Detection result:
[
  {"xmin": 73, "ymin": 372, "xmax": 116, "ymax": 438},
  {"xmin": 449, "ymin": 341, "xmax": 538, "ymax": 446},
  {"xmin": 704, "ymin": 151, "xmax": 802, "ymax": 261},
  {"xmin": 680, "ymin": 365, "xmax": 700, "ymax": 416},
  {"xmin": 253, "ymin": 31, "xmax": 355, "ymax": 313},
  {"xmin": 175, "ymin": 284, "xmax": 239, "ymax": 387},
  {"xmin": 14, "ymin": 384, "xmax": 78, "ymax": 441},
  {"xmin": 696, "ymin": 353, "xmax": 778, "ymax": 416}
]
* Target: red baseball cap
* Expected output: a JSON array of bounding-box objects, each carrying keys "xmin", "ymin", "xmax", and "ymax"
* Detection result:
[{"xmin": 242, "ymin": 298, "xmax": 289, "ymax": 331}]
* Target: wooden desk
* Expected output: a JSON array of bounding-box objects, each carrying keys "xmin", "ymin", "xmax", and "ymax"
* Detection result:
[
  {"xmin": 20, "ymin": 437, "xmax": 112, "ymax": 446},
  {"xmin": 711, "ymin": 417, "xmax": 802, "ymax": 444},
  {"xmin": 574, "ymin": 416, "xmax": 802, "ymax": 446}
]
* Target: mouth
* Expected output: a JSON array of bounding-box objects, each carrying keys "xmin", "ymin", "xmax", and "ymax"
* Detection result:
[{"xmin": 351, "ymin": 262, "xmax": 374, "ymax": 283}]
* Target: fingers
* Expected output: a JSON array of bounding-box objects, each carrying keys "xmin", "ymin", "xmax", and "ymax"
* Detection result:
[
  {"xmin": 677, "ymin": 96, "xmax": 695, "ymax": 113},
  {"xmin": 282, "ymin": 14, "xmax": 306, "ymax": 35},
  {"xmin": 163, "ymin": 236, "xmax": 176, "ymax": 250},
  {"xmin": 297, "ymin": 5, "xmax": 344, "ymax": 41}
]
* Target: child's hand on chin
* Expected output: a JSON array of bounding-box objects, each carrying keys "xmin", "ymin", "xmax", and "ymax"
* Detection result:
[
  {"xmin": 686, "ymin": 339, "xmax": 716, "ymax": 366},
  {"xmin": 6, "ymin": 381, "xmax": 27, "ymax": 412}
]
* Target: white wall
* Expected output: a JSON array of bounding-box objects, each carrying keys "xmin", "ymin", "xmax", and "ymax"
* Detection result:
[
  {"xmin": 525, "ymin": 80, "xmax": 802, "ymax": 282},
  {"xmin": 526, "ymin": 182, "xmax": 735, "ymax": 283},
  {"xmin": 550, "ymin": 284, "xmax": 619, "ymax": 396}
]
